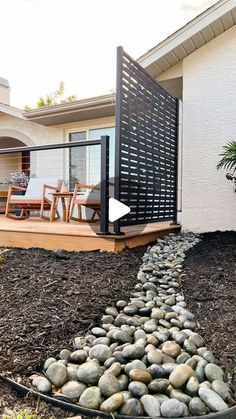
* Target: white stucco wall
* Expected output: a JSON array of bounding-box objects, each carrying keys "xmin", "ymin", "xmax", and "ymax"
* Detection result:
[{"xmin": 182, "ymin": 25, "xmax": 236, "ymax": 232}]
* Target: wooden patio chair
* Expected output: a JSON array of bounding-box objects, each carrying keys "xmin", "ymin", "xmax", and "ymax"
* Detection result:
[
  {"xmin": 69, "ymin": 183, "xmax": 101, "ymax": 222},
  {"xmin": 5, "ymin": 177, "xmax": 61, "ymax": 221}
]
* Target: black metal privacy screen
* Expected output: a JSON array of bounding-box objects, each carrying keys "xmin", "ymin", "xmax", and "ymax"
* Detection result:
[{"xmin": 114, "ymin": 47, "xmax": 179, "ymax": 229}]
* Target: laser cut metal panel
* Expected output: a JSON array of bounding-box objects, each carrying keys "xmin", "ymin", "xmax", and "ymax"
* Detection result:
[{"xmin": 115, "ymin": 47, "xmax": 179, "ymax": 228}]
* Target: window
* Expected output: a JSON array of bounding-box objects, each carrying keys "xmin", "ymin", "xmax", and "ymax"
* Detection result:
[{"xmin": 69, "ymin": 126, "xmax": 115, "ymax": 190}]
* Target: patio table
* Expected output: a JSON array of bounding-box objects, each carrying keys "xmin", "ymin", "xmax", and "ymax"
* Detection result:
[{"xmin": 50, "ymin": 192, "xmax": 73, "ymax": 223}]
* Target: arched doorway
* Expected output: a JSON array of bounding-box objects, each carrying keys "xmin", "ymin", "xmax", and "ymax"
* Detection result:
[{"xmin": 0, "ymin": 137, "xmax": 30, "ymax": 188}]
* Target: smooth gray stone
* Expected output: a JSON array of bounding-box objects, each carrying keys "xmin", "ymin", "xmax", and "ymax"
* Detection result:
[
  {"xmin": 69, "ymin": 349, "xmax": 87, "ymax": 364},
  {"xmin": 147, "ymin": 349, "xmax": 163, "ymax": 364},
  {"xmin": 147, "ymin": 364, "xmax": 165, "ymax": 378},
  {"xmin": 189, "ymin": 334, "xmax": 205, "ymax": 348},
  {"xmin": 100, "ymin": 393, "xmax": 124, "ymax": 412},
  {"xmin": 141, "ymin": 394, "xmax": 161, "ymax": 417},
  {"xmin": 43, "ymin": 357, "xmax": 56, "ymax": 371},
  {"xmin": 128, "ymin": 381, "xmax": 148, "ymax": 397},
  {"xmin": 79, "ymin": 386, "xmax": 103, "ymax": 409},
  {"xmin": 212, "ymin": 380, "xmax": 231, "ymax": 401},
  {"xmin": 46, "ymin": 362, "xmax": 68, "ymax": 387},
  {"xmin": 116, "ymin": 300, "xmax": 127, "ymax": 309},
  {"xmin": 186, "ymin": 376, "xmax": 200, "ymax": 396},
  {"xmin": 117, "ymin": 374, "xmax": 129, "ymax": 391},
  {"xmin": 77, "ymin": 361, "xmax": 103, "ymax": 384},
  {"xmin": 205, "ymin": 363, "xmax": 224, "ymax": 382},
  {"xmin": 92, "ymin": 337, "xmax": 111, "ymax": 346},
  {"xmin": 144, "ymin": 319, "xmax": 157, "ymax": 332},
  {"xmin": 98, "ymin": 373, "xmax": 120, "ymax": 397},
  {"xmin": 189, "ymin": 397, "xmax": 207, "ymax": 416},
  {"xmin": 67, "ymin": 366, "xmax": 78, "ymax": 381},
  {"xmin": 89, "ymin": 344, "xmax": 112, "ymax": 363},
  {"xmin": 203, "ymin": 350, "xmax": 216, "ymax": 363},
  {"xmin": 196, "ymin": 360, "xmax": 208, "ymax": 382},
  {"xmin": 112, "ymin": 330, "xmax": 132, "ymax": 344},
  {"xmin": 125, "ymin": 360, "xmax": 147, "ymax": 375},
  {"xmin": 74, "ymin": 337, "xmax": 87, "ymax": 350},
  {"xmin": 104, "ymin": 357, "xmax": 116, "ymax": 368},
  {"xmin": 169, "ymin": 389, "xmax": 191, "ymax": 404},
  {"xmin": 184, "ymin": 339, "xmax": 198, "ymax": 355},
  {"xmin": 119, "ymin": 398, "xmax": 144, "ymax": 416},
  {"xmin": 61, "ymin": 381, "xmax": 86, "ymax": 400},
  {"xmin": 148, "ymin": 378, "xmax": 170, "ymax": 393},
  {"xmin": 105, "ymin": 306, "xmax": 118, "ymax": 317},
  {"xmin": 105, "ymin": 362, "xmax": 121, "ymax": 377},
  {"xmin": 32, "ymin": 376, "xmax": 52, "ymax": 394},
  {"xmin": 176, "ymin": 352, "xmax": 191, "ymax": 364},
  {"xmin": 199, "ymin": 387, "xmax": 228, "ymax": 412},
  {"xmin": 123, "ymin": 344, "xmax": 145, "ymax": 359},
  {"xmin": 91, "ymin": 327, "xmax": 107, "ymax": 337},
  {"xmin": 124, "ymin": 304, "xmax": 139, "ymax": 315},
  {"xmin": 59, "ymin": 349, "xmax": 71, "ymax": 361},
  {"xmin": 161, "ymin": 398, "xmax": 184, "ymax": 417}
]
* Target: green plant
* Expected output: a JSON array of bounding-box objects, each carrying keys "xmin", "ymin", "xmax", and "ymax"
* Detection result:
[
  {"xmin": 3, "ymin": 411, "xmax": 38, "ymax": 419},
  {"xmin": 217, "ymin": 141, "xmax": 236, "ymax": 172},
  {"xmin": 217, "ymin": 141, "xmax": 236, "ymax": 191}
]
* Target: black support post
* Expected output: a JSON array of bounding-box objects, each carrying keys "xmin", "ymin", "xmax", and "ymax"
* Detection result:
[{"xmin": 97, "ymin": 135, "xmax": 110, "ymax": 235}]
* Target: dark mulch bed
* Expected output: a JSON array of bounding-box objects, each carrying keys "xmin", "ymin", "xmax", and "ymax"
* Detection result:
[
  {"xmin": 180, "ymin": 231, "xmax": 236, "ymax": 398},
  {"xmin": 0, "ymin": 246, "xmax": 145, "ymax": 376}
]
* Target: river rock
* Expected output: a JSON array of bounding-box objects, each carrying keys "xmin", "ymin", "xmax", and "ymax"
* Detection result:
[
  {"xmin": 105, "ymin": 362, "xmax": 122, "ymax": 377},
  {"xmin": 77, "ymin": 361, "xmax": 102, "ymax": 384},
  {"xmin": 128, "ymin": 381, "xmax": 148, "ymax": 397},
  {"xmin": 148, "ymin": 378, "xmax": 169, "ymax": 393},
  {"xmin": 161, "ymin": 398, "xmax": 185, "ymax": 417},
  {"xmin": 100, "ymin": 392, "xmax": 124, "ymax": 412},
  {"xmin": 69, "ymin": 349, "xmax": 87, "ymax": 364},
  {"xmin": 79, "ymin": 386, "xmax": 103, "ymax": 409},
  {"xmin": 62, "ymin": 381, "xmax": 86, "ymax": 400},
  {"xmin": 91, "ymin": 327, "xmax": 107, "ymax": 337},
  {"xmin": 199, "ymin": 387, "xmax": 228, "ymax": 412},
  {"xmin": 89, "ymin": 344, "xmax": 112, "ymax": 363},
  {"xmin": 119, "ymin": 398, "xmax": 144, "ymax": 416},
  {"xmin": 151, "ymin": 308, "xmax": 165, "ymax": 320},
  {"xmin": 147, "ymin": 349, "xmax": 163, "ymax": 364},
  {"xmin": 59, "ymin": 349, "xmax": 71, "ymax": 361},
  {"xmin": 112, "ymin": 330, "xmax": 132, "ymax": 344},
  {"xmin": 123, "ymin": 344, "xmax": 145, "ymax": 359},
  {"xmin": 117, "ymin": 374, "xmax": 129, "ymax": 390},
  {"xmin": 46, "ymin": 362, "xmax": 68, "ymax": 387},
  {"xmin": 129, "ymin": 369, "xmax": 152, "ymax": 384},
  {"xmin": 189, "ymin": 397, "xmax": 207, "ymax": 415},
  {"xmin": 43, "ymin": 357, "xmax": 56, "ymax": 371},
  {"xmin": 205, "ymin": 363, "xmax": 224, "ymax": 382},
  {"xmin": 212, "ymin": 380, "xmax": 231, "ymax": 401},
  {"xmin": 32, "ymin": 376, "xmax": 52, "ymax": 394},
  {"xmin": 185, "ymin": 376, "xmax": 199, "ymax": 396},
  {"xmin": 203, "ymin": 350, "xmax": 216, "ymax": 363},
  {"xmin": 98, "ymin": 373, "xmax": 120, "ymax": 397},
  {"xmin": 162, "ymin": 341, "xmax": 181, "ymax": 358},
  {"xmin": 141, "ymin": 394, "xmax": 161, "ymax": 417},
  {"xmin": 169, "ymin": 364, "xmax": 193, "ymax": 388}
]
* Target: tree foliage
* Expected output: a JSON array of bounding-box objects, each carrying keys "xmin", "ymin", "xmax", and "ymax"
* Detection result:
[{"xmin": 24, "ymin": 81, "xmax": 77, "ymax": 111}]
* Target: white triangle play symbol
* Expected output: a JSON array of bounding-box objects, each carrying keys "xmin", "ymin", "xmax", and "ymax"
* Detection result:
[{"xmin": 109, "ymin": 198, "xmax": 131, "ymax": 222}]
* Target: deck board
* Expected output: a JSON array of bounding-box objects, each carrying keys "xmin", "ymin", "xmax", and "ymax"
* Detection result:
[{"xmin": 0, "ymin": 216, "xmax": 181, "ymax": 251}]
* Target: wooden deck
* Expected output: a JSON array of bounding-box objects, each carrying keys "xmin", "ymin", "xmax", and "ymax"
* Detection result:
[{"xmin": 0, "ymin": 216, "xmax": 181, "ymax": 252}]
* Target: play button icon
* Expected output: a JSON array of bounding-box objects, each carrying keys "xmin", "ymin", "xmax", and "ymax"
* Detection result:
[{"xmin": 109, "ymin": 198, "xmax": 131, "ymax": 222}]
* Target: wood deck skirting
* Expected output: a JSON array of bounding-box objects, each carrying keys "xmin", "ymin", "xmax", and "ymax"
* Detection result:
[{"xmin": 0, "ymin": 216, "xmax": 181, "ymax": 251}]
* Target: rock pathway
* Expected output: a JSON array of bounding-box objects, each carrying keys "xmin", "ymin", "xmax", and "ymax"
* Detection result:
[{"xmin": 32, "ymin": 233, "xmax": 233, "ymax": 417}]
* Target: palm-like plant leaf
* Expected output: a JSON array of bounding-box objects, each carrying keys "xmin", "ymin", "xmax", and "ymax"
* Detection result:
[{"xmin": 217, "ymin": 141, "xmax": 236, "ymax": 172}]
